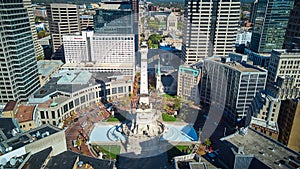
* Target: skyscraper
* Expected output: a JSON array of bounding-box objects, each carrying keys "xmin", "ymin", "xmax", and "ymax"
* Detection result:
[
  {"xmin": 47, "ymin": 3, "xmax": 81, "ymax": 52},
  {"xmin": 94, "ymin": 0, "xmax": 134, "ymax": 34},
  {"xmin": 0, "ymin": 0, "xmax": 40, "ymax": 104},
  {"xmin": 277, "ymin": 98, "xmax": 300, "ymax": 152},
  {"xmin": 131, "ymin": 0, "xmax": 139, "ymax": 51},
  {"xmin": 23, "ymin": 0, "xmax": 45, "ymax": 59},
  {"xmin": 284, "ymin": 2, "xmax": 300, "ymax": 48},
  {"xmin": 182, "ymin": 0, "xmax": 240, "ymax": 64},
  {"xmin": 250, "ymin": 0, "xmax": 294, "ymax": 53},
  {"xmin": 131, "ymin": 0, "xmax": 139, "ymax": 23}
]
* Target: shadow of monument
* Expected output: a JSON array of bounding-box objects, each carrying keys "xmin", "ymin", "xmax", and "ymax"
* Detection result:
[{"xmin": 116, "ymin": 137, "xmax": 177, "ymax": 169}]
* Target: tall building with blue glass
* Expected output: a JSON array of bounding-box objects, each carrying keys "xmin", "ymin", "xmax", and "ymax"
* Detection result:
[
  {"xmin": 0, "ymin": 0, "xmax": 40, "ymax": 104},
  {"xmin": 250, "ymin": 0, "xmax": 294, "ymax": 53},
  {"xmin": 94, "ymin": 0, "xmax": 134, "ymax": 34}
]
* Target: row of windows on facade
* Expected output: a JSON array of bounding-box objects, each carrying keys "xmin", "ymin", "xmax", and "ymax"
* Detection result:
[{"xmin": 39, "ymin": 86, "xmax": 130, "ymax": 118}]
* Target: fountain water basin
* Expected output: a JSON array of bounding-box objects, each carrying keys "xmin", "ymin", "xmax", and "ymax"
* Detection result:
[{"xmin": 89, "ymin": 124, "xmax": 197, "ymax": 143}]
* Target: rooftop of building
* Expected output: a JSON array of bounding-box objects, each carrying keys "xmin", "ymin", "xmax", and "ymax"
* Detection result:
[
  {"xmin": 96, "ymin": 2, "xmax": 132, "ymax": 11},
  {"xmin": 179, "ymin": 62, "xmax": 202, "ymax": 77},
  {"xmin": 25, "ymin": 147, "xmax": 53, "ymax": 169},
  {"xmin": 15, "ymin": 105, "xmax": 35, "ymax": 123},
  {"xmin": 3, "ymin": 101, "xmax": 17, "ymax": 112},
  {"xmin": 64, "ymin": 31, "xmax": 135, "ymax": 37},
  {"xmin": 244, "ymin": 48, "xmax": 271, "ymax": 57},
  {"xmin": 79, "ymin": 15, "xmax": 93, "ymax": 19},
  {"xmin": 0, "ymin": 152, "xmax": 30, "ymax": 168},
  {"xmin": 32, "ymin": 70, "xmax": 112, "ymax": 99},
  {"xmin": 0, "ymin": 124, "xmax": 61, "ymax": 153},
  {"xmin": 259, "ymin": 91, "xmax": 280, "ymax": 102},
  {"xmin": 62, "ymin": 62, "xmax": 134, "ymax": 68},
  {"xmin": 209, "ymin": 56, "xmax": 266, "ymax": 73},
  {"xmin": 0, "ymin": 118, "xmax": 20, "ymax": 141},
  {"xmin": 46, "ymin": 150, "xmax": 114, "ymax": 169},
  {"xmin": 30, "ymin": 70, "xmax": 132, "ymax": 104},
  {"xmin": 221, "ymin": 128, "xmax": 300, "ymax": 169},
  {"xmin": 49, "ymin": 3, "xmax": 78, "ymax": 7},
  {"xmin": 37, "ymin": 60, "xmax": 63, "ymax": 78},
  {"xmin": 180, "ymin": 62, "xmax": 203, "ymax": 69},
  {"xmin": 251, "ymin": 117, "xmax": 278, "ymax": 132},
  {"xmin": 272, "ymin": 49, "xmax": 300, "ymax": 55},
  {"xmin": 174, "ymin": 153, "xmax": 218, "ymax": 169}
]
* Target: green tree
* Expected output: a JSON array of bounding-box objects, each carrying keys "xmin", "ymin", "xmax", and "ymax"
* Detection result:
[
  {"xmin": 34, "ymin": 17, "xmax": 39, "ymax": 23},
  {"xmin": 174, "ymin": 97, "xmax": 183, "ymax": 110},
  {"xmin": 37, "ymin": 55, "xmax": 44, "ymax": 61},
  {"xmin": 177, "ymin": 22, "xmax": 183, "ymax": 30},
  {"xmin": 149, "ymin": 85, "xmax": 155, "ymax": 91},
  {"xmin": 76, "ymin": 139, "xmax": 82, "ymax": 147},
  {"xmin": 203, "ymin": 138, "xmax": 211, "ymax": 147},
  {"xmin": 149, "ymin": 33, "xmax": 162, "ymax": 44},
  {"xmin": 37, "ymin": 30, "xmax": 49, "ymax": 39},
  {"xmin": 148, "ymin": 39, "xmax": 152, "ymax": 48}
]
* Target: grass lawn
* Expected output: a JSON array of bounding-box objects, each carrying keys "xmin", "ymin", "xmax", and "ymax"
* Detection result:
[
  {"xmin": 162, "ymin": 113, "xmax": 176, "ymax": 122},
  {"xmin": 106, "ymin": 117, "xmax": 119, "ymax": 122},
  {"xmin": 167, "ymin": 145, "xmax": 191, "ymax": 161},
  {"xmin": 98, "ymin": 145, "xmax": 121, "ymax": 160},
  {"xmin": 106, "ymin": 114, "xmax": 126, "ymax": 122}
]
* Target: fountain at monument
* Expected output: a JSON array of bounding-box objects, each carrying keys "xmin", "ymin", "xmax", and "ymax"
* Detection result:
[{"xmin": 89, "ymin": 42, "xmax": 198, "ymax": 159}]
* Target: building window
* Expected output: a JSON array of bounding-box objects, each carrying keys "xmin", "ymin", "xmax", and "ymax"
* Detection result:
[
  {"xmin": 80, "ymin": 96, "xmax": 86, "ymax": 103},
  {"xmin": 63, "ymin": 104, "xmax": 68, "ymax": 113},
  {"xmin": 75, "ymin": 98, "xmax": 80, "ymax": 106},
  {"xmin": 69, "ymin": 101, "xmax": 74, "ymax": 109},
  {"xmin": 118, "ymin": 87, "xmax": 123, "ymax": 93},
  {"xmin": 106, "ymin": 89, "xmax": 110, "ymax": 95},
  {"xmin": 112, "ymin": 88, "xmax": 117, "ymax": 94},
  {"xmin": 40, "ymin": 111, "xmax": 45, "ymax": 119},
  {"xmin": 51, "ymin": 111, "xmax": 55, "ymax": 119}
]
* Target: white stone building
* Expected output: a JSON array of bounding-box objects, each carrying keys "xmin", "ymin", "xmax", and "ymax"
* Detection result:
[{"xmin": 63, "ymin": 31, "xmax": 135, "ymax": 75}]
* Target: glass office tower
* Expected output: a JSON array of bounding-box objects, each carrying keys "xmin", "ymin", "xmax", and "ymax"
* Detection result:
[
  {"xmin": 250, "ymin": 0, "xmax": 294, "ymax": 53},
  {"xmin": 94, "ymin": 1, "xmax": 134, "ymax": 34}
]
